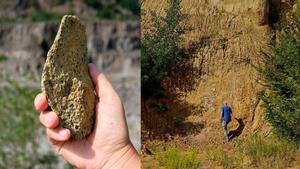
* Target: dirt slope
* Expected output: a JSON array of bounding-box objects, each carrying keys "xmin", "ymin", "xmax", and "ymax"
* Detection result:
[
  {"xmin": 142, "ymin": 0, "xmax": 272, "ymax": 144},
  {"xmin": 141, "ymin": 1, "xmax": 300, "ymax": 168}
]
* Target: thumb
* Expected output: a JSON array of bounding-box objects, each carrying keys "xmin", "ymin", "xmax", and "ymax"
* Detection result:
[{"xmin": 88, "ymin": 64, "xmax": 119, "ymax": 101}]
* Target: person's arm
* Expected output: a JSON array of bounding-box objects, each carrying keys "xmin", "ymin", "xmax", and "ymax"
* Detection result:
[{"xmin": 220, "ymin": 107, "xmax": 224, "ymax": 122}]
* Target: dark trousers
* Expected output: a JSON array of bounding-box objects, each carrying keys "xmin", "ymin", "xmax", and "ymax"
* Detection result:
[{"xmin": 222, "ymin": 120, "xmax": 229, "ymax": 141}]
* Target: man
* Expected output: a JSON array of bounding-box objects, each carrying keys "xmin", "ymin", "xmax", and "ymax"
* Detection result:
[{"xmin": 220, "ymin": 103, "xmax": 232, "ymax": 142}]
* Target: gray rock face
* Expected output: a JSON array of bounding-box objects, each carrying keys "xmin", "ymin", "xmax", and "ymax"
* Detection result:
[{"xmin": 41, "ymin": 15, "xmax": 96, "ymax": 140}]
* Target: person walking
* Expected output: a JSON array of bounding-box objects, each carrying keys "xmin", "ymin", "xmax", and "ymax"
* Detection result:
[{"xmin": 220, "ymin": 103, "xmax": 232, "ymax": 142}]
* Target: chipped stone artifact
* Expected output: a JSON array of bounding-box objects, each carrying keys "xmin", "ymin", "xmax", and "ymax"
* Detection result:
[{"xmin": 41, "ymin": 15, "xmax": 96, "ymax": 140}]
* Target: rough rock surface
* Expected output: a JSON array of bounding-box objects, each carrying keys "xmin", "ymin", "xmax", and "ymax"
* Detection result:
[{"xmin": 41, "ymin": 15, "xmax": 96, "ymax": 140}]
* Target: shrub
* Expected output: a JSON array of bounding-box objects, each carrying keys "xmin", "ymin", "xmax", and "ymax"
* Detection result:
[
  {"xmin": 31, "ymin": 11, "xmax": 64, "ymax": 22},
  {"xmin": 258, "ymin": 17, "xmax": 300, "ymax": 142},
  {"xmin": 141, "ymin": 0, "xmax": 188, "ymax": 97},
  {"xmin": 157, "ymin": 147, "xmax": 201, "ymax": 169},
  {"xmin": 0, "ymin": 54, "xmax": 8, "ymax": 62},
  {"xmin": 83, "ymin": 0, "xmax": 102, "ymax": 8},
  {"xmin": 0, "ymin": 78, "xmax": 58, "ymax": 168},
  {"xmin": 0, "ymin": 18, "xmax": 17, "ymax": 24},
  {"xmin": 97, "ymin": 4, "xmax": 122, "ymax": 19},
  {"xmin": 55, "ymin": 0, "xmax": 68, "ymax": 5},
  {"xmin": 118, "ymin": 0, "xmax": 140, "ymax": 15}
]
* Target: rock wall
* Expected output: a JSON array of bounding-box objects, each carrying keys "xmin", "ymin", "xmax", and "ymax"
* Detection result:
[{"xmin": 0, "ymin": 21, "xmax": 139, "ymax": 77}]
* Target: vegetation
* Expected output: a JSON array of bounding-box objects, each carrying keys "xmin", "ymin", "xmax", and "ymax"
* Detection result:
[
  {"xmin": 237, "ymin": 134, "xmax": 295, "ymax": 169},
  {"xmin": 141, "ymin": 0, "xmax": 188, "ymax": 97},
  {"xmin": 31, "ymin": 11, "xmax": 65, "ymax": 22},
  {"xmin": 55, "ymin": 0, "xmax": 69, "ymax": 5},
  {"xmin": 0, "ymin": 18, "xmax": 17, "ymax": 24},
  {"xmin": 156, "ymin": 147, "xmax": 201, "ymax": 169},
  {"xmin": 0, "ymin": 54, "xmax": 8, "ymax": 62},
  {"xmin": 258, "ymin": 17, "xmax": 300, "ymax": 143},
  {"xmin": 206, "ymin": 134, "xmax": 296, "ymax": 169},
  {"xmin": 118, "ymin": 0, "xmax": 140, "ymax": 16},
  {"xmin": 206, "ymin": 145, "xmax": 236, "ymax": 169},
  {"xmin": 143, "ymin": 141, "xmax": 200, "ymax": 169},
  {"xmin": 84, "ymin": 0, "xmax": 139, "ymax": 20},
  {"xmin": 0, "ymin": 77, "xmax": 58, "ymax": 168},
  {"xmin": 149, "ymin": 103, "xmax": 168, "ymax": 113},
  {"xmin": 83, "ymin": 0, "xmax": 102, "ymax": 9}
]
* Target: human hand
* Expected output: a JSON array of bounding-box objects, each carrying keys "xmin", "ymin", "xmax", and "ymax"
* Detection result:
[{"xmin": 34, "ymin": 64, "xmax": 140, "ymax": 169}]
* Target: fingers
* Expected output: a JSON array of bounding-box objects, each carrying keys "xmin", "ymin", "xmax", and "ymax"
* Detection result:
[
  {"xmin": 47, "ymin": 128, "xmax": 71, "ymax": 141},
  {"xmin": 40, "ymin": 111, "xmax": 70, "ymax": 142},
  {"xmin": 88, "ymin": 63, "xmax": 118, "ymax": 99},
  {"xmin": 39, "ymin": 111, "xmax": 59, "ymax": 128},
  {"xmin": 88, "ymin": 63, "xmax": 100, "ymax": 85},
  {"xmin": 34, "ymin": 93, "xmax": 48, "ymax": 111}
]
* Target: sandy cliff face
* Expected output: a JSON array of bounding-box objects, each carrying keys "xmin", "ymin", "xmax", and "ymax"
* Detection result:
[{"xmin": 142, "ymin": 0, "xmax": 273, "ymax": 142}]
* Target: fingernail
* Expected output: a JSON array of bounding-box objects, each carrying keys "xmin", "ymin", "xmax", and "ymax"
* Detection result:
[
  {"xmin": 44, "ymin": 116, "xmax": 52, "ymax": 126},
  {"xmin": 59, "ymin": 130, "xmax": 67, "ymax": 137}
]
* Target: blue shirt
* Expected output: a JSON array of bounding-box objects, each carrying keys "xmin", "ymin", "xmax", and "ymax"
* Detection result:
[{"xmin": 221, "ymin": 105, "xmax": 232, "ymax": 122}]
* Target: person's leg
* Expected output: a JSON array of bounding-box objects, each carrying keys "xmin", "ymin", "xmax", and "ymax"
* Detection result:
[{"xmin": 222, "ymin": 121, "xmax": 229, "ymax": 141}]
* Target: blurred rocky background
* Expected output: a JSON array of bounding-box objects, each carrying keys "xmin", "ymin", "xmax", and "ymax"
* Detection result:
[{"xmin": 0, "ymin": 0, "xmax": 140, "ymax": 168}]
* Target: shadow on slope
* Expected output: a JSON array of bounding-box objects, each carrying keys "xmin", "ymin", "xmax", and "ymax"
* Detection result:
[{"xmin": 229, "ymin": 118, "xmax": 245, "ymax": 141}]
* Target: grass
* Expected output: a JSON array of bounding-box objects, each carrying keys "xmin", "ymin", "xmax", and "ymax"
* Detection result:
[
  {"xmin": 0, "ymin": 54, "xmax": 8, "ymax": 62},
  {"xmin": 155, "ymin": 147, "xmax": 201, "ymax": 169},
  {"xmin": 206, "ymin": 144, "xmax": 239, "ymax": 169},
  {"xmin": 143, "ymin": 141, "xmax": 201, "ymax": 169},
  {"xmin": 0, "ymin": 18, "xmax": 17, "ymax": 24},
  {"xmin": 237, "ymin": 134, "xmax": 296, "ymax": 169},
  {"xmin": 0, "ymin": 77, "xmax": 58, "ymax": 168},
  {"xmin": 206, "ymin": 134, "xmax": 296, "ymax": 169}
]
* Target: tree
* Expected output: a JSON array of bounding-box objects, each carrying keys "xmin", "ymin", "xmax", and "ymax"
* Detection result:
[
  {"xmin": 141, "ymin": 0, "xmax": 188, "ymax": 97},
  {"xmin": 258, "ymin": 18, "xmax": 300, "ymax": 143}
]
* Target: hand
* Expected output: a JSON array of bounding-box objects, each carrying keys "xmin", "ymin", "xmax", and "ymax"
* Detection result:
[{"xmin": 34, "ymin": 64, "xmax": 140, "ymax": 169}]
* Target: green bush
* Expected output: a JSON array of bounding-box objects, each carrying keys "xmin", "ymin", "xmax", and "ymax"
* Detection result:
[
  {"xmin": 0, "ymin": 78, "xmax": 58, "ymax": 168},
  {"xmin": 118, "ymin": 0, "xmax": 140, "ymax": 15},
  {"xmin": 0, "ymin": 18, "xmax": 17, "ymax": 24},
  {"xmin": 83, "ymin": 0, "xmax": 102, "ymax": 8},
  {"xmin": 141, "ymin": 0, "xmax": 188, "ymax": 97},
  {"xmin": 97, "ymin": 4, "xmax": 122, "ymax": 19},
  {"xmin": 84, "ymin": 0, "xmax": 139, "ymax": 20},
  {"xmin": 55, "ymin": 0, "xmax": 68, "ymax": 5},
  {"xmin": 0, "ymin": 54, "xmax": 8, "ymax": 62},
  {"xmin": 258, "ymin": 17, "xmax": 300, "ymax": 143},
  {"xmin": 157, "ymin": 147, "xmax": 201, "ymax": 169},
  {"xmin": 31, "ymin": 11, "xmax": 64, "ymax": 22}
]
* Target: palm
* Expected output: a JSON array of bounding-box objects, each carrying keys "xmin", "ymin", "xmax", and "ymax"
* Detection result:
[{"xmin": 56, "ymin": 92, "xmax": 129, "ymax": 168}]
